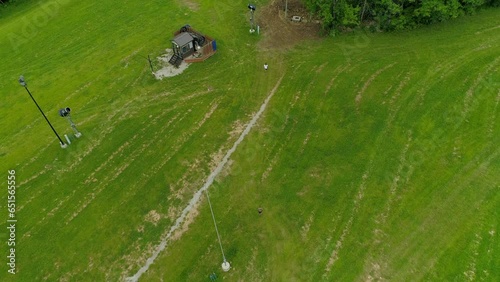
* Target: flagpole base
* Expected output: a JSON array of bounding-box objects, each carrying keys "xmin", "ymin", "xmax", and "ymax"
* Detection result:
[{"xmin": 222, "ymin": 261, "xmax": 230, "ymax": 272}]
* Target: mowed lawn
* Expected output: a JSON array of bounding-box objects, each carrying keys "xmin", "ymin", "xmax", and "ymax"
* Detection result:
[{"xmin": 1, "ymin": 0, "xmax": 499, "ymax": 281}]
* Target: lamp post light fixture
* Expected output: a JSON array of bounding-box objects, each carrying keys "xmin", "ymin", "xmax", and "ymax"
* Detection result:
[
  {"xmin": 18, "ymin": 75, "xmax": 67, "ymax": 148},
  {"xmin": 248, "ymin": 4, "xmax": 256, "ymax": 33},
  {"xmin": 59, "ymin": 107, "xmax": 82, "ymax": 138}
]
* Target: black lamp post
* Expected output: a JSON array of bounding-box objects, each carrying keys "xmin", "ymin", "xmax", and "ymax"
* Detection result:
[{"xmin": 18, "ymin": 75, "xmax": 67, "ymax": 148}]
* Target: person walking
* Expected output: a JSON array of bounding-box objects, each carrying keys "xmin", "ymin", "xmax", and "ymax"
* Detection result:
[{"xmin": 264, "ymin": 63, "xmax": 268, "ymax": 70}]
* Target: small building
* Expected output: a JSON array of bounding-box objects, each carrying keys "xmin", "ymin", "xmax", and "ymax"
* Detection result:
[
  {"xmin": 172, "ymin": 32, "xmax": 196, "ymax": 59},
  {"xmin": 169, "ymin": 25, "xmax": 217, "ymax": 67}
]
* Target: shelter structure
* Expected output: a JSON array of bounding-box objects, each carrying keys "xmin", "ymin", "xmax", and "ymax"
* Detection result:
[{"xmin": 169, "ymin": 25, "xmax": 217, "ymax": 67}]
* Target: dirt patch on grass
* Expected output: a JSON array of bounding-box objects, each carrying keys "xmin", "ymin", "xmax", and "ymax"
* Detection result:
[
  {"xmin": 170, "ymin": 199, "xmax": 201, "ymax": 241},
  {"xmin": 300, "ymin": 213, "xmax": 315, "ymax": 241},
  {"xmin": 228, "ymin": 119, "xmax": 245, "ymax": 139},
  {"xmin": 144, "ymin": 210, "xmax": 162, "ymax": 225},
  {"xmin": 258, "ymin": 0, "xmax": 321, "ymax": 50},
  {"xmin": 299, "ymin": 131, "xmax": 311, "ymax": 154},
  {"xmin": 204, "ymin": 149, "xmax": 223, "ymax": 175},
  {"xmin": 154, "ymin": 49, "xmax": 190, "ymax": 79},
  {"xmin": 182, "ymin": 0, "xmax": 199, "ymax": 11}
]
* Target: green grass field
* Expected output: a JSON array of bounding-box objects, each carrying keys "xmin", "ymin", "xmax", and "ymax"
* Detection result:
[{"xmin": 1, "ymin": 0, "xmax": 499, "ymax": 281}]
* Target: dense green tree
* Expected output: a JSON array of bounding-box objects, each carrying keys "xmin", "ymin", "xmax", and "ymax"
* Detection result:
[{"xmin": 302, "ymin": 0, "xmax": 498, "ymax": 31}]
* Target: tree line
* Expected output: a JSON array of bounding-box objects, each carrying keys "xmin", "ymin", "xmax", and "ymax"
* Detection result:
[
  {"xmin": 303, "ymin": 0, "xmax": 500, "ymax": 31},
  {"xmin": 1, "ymin": 0, "xmax": 17, "ymax": 6}
]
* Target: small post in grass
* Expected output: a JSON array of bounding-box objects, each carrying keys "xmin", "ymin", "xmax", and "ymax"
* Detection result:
[
  {"xmin": 59, "ymin": 107, "xmax": 82, "ymax": 138},
  {"xmin": 248, "ymin": 4, "xmax": 256, "ymax": 33},
  {"xmin": 147, "ymin": 55, "xmax": 154, "ymax": 73}
]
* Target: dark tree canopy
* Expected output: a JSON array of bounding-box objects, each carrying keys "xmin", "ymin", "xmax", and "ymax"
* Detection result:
[
  {"xmin": 302, "ymin": 0, "xmax": 500, "ymax": 31},
  {"xmin": 1, "ymin": 0, "xmax": 17, "ymax": 6}
]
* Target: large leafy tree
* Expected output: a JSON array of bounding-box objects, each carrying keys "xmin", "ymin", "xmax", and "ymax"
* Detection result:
[{"xmin": 302, "ymin": 0, "xmax": 498, "ymax": 31}]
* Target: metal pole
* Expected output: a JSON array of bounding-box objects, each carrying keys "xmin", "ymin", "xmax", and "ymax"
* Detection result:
[
  {"xmin": 251, "ymin": 10, "xmax": 254, "ymax": 31},
  {"xmin": 205, "ymin": 190, "xmax": 227, "ymax": 263},
  {"xmin": 147, "ymin": 55, "xmax": 154, "ymax": 73},
  {"xmin": 22, "ymin": 86, "xmax": 66, "ymax": 147},
  {"xmin": 66, "ymin": 115, "xmax": 82, "ymax": 137},
  {"xmin": 248, "ymin": 5, "xmax": 256, "ymax": 34}
]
